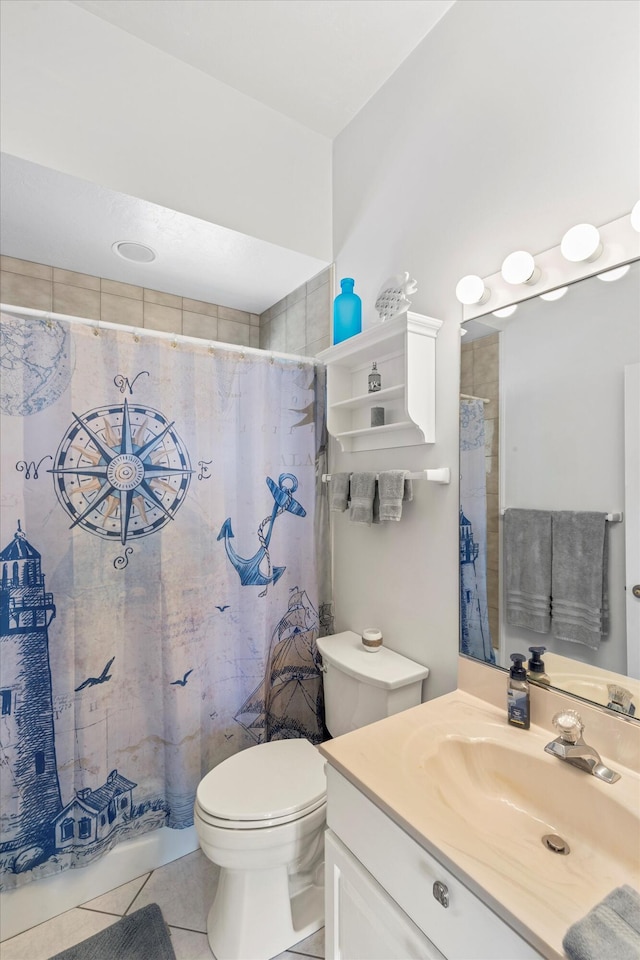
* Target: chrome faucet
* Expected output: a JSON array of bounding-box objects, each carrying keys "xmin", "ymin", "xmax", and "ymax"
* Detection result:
[{"xmin": 544, "ymin": 710, "xmax": 621, "ymax": 784}]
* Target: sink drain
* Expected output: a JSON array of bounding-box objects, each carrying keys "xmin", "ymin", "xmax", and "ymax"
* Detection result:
[{"xmin": 542, "ymin": 834, "xmax": 570, "ymax": 855}]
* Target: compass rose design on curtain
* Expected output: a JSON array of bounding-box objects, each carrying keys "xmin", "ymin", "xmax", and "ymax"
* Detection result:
[{"xmin": 49, "ymin": 399, "xmax": 193, "ymax": 543}]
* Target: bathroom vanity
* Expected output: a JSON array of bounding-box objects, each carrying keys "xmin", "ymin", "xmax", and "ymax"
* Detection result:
[{"xmin": 319, "ymin": 689, "xmax": 640, "ymax": 960}]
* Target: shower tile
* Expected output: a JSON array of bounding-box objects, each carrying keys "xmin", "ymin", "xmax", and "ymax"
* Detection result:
[
  {"xmin": 127, "ymin": 850, "xmax": 218, "ymax": 933},
  {"xmin": 259, "ymin": 320, "xmax": 272, "ymax": 349},
  {"xmin": 53, "ymin": 282, "xmax": 100, "ymax": 320},
  {"xmin": 144, "ymin": 288, "xmax": 183, "ymax": 309},
  {"xmin": 305, "ymin": 282, "xmax": 330, "ymax": 345},
  {"xmin": 286, "ymin": 283, "xmax": 306, "ymax": 309},
  {"xmin": 250, "ymin": 327, "xmax": 260, "ymax": 349},
  {"xmin": 101, "ymin": 278, "xmax": 143, "ymax": 300},
  {"xmin": 0, "ymin": 270, "xmax": 52, "ymax": 311},
  {"xmin": 0, "ymin": 256, "xmax": 52, "ymax": 280},
  {"xmin": 304, "ymin": 335, "xmax": 329, "ymax": 357},
  {"xmin": 183, "ymin": 310, "xmax": 218, "ymax": 341},
  {"xmin": 286, "ymin": 300, "xmax": 307, "ymax": 353},
  {"xmin": 218, "ymin": 318, "xmax": 251, "ymax": 347},
  {"xmin": 53, "ymin": 267, "xmax": 100, "ymax": 290},
  {"xmin": 250, "ymin": 313, "xmax": 260, "ymax": 326},
  {"xmin": 306, "ymin": 267, "xmax": 331, "ymax": 295},
  {"xmin": 168, "ymin": 926, "xmax": 214, "ymax": 959},
  {"xmin": 269, "ymin": 313, "xmax": 287, "ymax": 352},
  {"xmin": 472, "ymin": 342, "xmax": 499, "ymax": 384},
  {"xmin": 143, "ymin": 301, "xmax": 183, "ymax": 334},
  {"xmin": 183, "ymin": 298, "xmax": 218, "ymax": 318},
  {"xmin": 0, "ymin": 907, "xmax": 117, "ymax": 960},
  {"xmin": 218, "ymin": 305, "xmax": 250, "ymax": 325},
  {"xmin": 100, "ymin": 292, "xmax": 143, "ymax": 326},
  {"xmin": 79, "ymin": 872, "xmax": 151, "ymax": 916}
]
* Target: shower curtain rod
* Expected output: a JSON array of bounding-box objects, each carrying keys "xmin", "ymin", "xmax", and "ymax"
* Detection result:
[
  {"xmin": 0, "ymin": 302, "xmax": 319, "ymax": 366},
  {"xmin": 460, "ymin": 393, "xmax": 490, "ymax": 403}
]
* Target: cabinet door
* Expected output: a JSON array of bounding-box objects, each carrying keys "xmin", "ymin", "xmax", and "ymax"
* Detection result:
[{"xmin": 325, "ymin": 830, "xmax": 445, "ymax": 960}]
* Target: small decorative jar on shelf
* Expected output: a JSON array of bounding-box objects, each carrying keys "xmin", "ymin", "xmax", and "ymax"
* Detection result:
[
  {"xmin": 368, "ymin": 362, "xmax": 382, "ymax": 393},
  {"xmin": 371, "ymin": 407, "xmax": 385, "ymax": 427}
]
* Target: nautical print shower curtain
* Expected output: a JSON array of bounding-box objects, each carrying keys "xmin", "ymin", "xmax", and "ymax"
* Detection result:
[
  {"xmin": 0, "ymin": 310, "xmax": 329, "ymax": 890},
  {"xmin": 459, "ymin": 398, "xmax": 495, "ymax": 663}
]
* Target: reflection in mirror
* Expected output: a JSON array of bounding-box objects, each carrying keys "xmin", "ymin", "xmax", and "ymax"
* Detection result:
[{"xmin": 459, "ymin": 259, "xmax": 640, "ymax": 718}]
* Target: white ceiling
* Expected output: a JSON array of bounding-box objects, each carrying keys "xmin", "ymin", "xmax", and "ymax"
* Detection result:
[
  {"xmin": 1, "ymin": 1, "xmax": 455, "ymax": 315},
  {"xmin": 70, "ymin": 0, "xmax": 455, "ymax": 139}
]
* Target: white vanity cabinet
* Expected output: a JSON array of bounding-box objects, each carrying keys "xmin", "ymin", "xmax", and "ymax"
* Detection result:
[
  {"xmin": 316, "ymin": 311, "xmax": 442, "ymax": 452},
  {"xmin": 324, "ymin": 766, "xmax": 545, "ymax": 960}
]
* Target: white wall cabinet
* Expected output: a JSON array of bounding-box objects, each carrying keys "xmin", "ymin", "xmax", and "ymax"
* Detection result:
[
  {"xmin": 325, "ymin": 766, "xmax": 544, "ymax": 960},
  {"xmin": 317, "ymin": 312, "xmax": 442, "ymax": 452}
]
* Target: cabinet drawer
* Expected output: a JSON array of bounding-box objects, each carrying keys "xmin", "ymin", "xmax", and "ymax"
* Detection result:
[{"xmin": 326, "ymin": 767, "xmax": 543, "ymax": 960}]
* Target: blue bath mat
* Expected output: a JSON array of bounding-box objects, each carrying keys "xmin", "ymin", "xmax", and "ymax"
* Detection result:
[{"xmin": 48, "ymin": 903, "xmax": 176, "ymax": 960}]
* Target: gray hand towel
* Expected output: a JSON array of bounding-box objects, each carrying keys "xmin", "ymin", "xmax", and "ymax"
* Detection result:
[
  {"xmin": 551, "ymin": 511, "xmax": 609, "ymax": 649},
  {"xmin": 329, "ymin": 473, "xmax": 351, "ymax": 512},
  {"xmin": 378, "ymin": 470, "xmax": 409, "ymax": 521},
  {"xmin": 349, "ymin": 472, "xmax": 376, "ymax": 524},
  {"xmin": 563, "ymin": 885, "xmax": 640, "ymax": 960},
  {"xmin": 503, "ymin": 509, "xmax": 552, "ymax": 633}
]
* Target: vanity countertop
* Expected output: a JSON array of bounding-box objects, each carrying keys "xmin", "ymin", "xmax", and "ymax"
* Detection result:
[{"xmin": 319, "ymin": 689, "xmax": 640, "ymax": 960}]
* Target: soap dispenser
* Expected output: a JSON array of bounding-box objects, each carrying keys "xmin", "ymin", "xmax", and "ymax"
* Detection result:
[
  {"xmin": 527, "ymin": 646, "xmax": 550, "ymax": 685},
  {"xmin": 507, "ymin": 654, "xmax": 530, "ymax": 729}
]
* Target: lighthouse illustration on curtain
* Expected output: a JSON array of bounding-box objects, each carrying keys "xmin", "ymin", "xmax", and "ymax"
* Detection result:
[{"xmin": 0, "ymin": 523, "xmax": 62, "ymax": 864}]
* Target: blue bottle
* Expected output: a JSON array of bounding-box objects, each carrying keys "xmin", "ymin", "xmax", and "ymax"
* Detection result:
[{"xmin": 333, "ymin": 278, "xmax": 362, "ymax": 344}]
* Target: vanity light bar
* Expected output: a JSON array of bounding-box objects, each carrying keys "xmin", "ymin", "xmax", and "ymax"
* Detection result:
[
  {"xmin": 499, "ymin": 509, "xmax": 623, "ymax": 523},
  {"xmin": 458, "ymin": 211, "xmax": 640, "ymax": 322}
]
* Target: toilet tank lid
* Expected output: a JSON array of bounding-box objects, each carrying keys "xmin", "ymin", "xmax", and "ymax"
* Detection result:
[{"xmin": 316, "ymin": 631, "xmax": 429, "ymax": 690}]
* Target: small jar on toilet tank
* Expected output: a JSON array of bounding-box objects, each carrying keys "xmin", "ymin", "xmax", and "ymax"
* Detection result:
[{"xmin": 362, "ymin": 628, "xmax": 383, "ymax": 653}]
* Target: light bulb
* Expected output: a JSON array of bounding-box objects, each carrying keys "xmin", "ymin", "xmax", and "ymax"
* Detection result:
[
  {"xmin": 540, "ymin": 287, "xmax": 568, "ymax": 301},
  {"xmin": 597, "ymin": 265, "xmax": 630, "ymax": 282},
  {"xmin": 492, "ymin": 305, "xmax": 518, "ymax": 318},
  {"xmin": 501, "ymin": 251, "xmax": 540, "ymax": 285},
  {"xmin": 560, "ymin": 223, "xmax": 602, "ymax": 262},
  {"xmin": 455, "ymin": 275, "xmax": 490, "ymax": 305},
  {"xmin": 631, "ymin": 201, "xmax": 640, "ymax": 232}
]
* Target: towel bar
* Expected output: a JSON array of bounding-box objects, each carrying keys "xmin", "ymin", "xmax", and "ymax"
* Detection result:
[
  {"xmin": 322, "ymin": 468, "xmax": 451, "ymax": 485},
  {"xmin": 499, "ymin": 509, "xmax": 623, "ymax": 522}
]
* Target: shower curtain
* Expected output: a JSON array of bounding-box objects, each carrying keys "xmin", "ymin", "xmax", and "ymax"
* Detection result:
[
  {"xmin": 459, "ymin": 398, "xmax": 495, "ymax": 663},
  {"xmin": 0, "ymin": 309, "xmax": 329, "ymax": 890}
]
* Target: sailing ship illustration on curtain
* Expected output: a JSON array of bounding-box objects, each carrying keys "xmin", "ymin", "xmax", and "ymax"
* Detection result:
[{"xmin": 459, "ymin": 398, "xmax": 495, "ymax": 663}]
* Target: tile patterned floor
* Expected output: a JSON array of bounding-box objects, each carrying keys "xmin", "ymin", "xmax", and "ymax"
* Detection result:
[{"xmin": 0, "ymin": 850, "xmax": 325, "ymax": 960}]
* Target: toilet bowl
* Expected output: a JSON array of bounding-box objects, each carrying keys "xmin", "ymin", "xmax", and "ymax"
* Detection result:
[
  {"xmin": 195, "ymin": 631, "xmax": 430, "ymax": 960},
  {"xmin": 194, "ymin": 738, "xmax": 326, "ymax": 960}
]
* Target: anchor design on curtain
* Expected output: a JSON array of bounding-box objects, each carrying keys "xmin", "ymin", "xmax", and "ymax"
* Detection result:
[{"xmin": 217, "ymin": 474, "xmax": 306, "ymax": 596}]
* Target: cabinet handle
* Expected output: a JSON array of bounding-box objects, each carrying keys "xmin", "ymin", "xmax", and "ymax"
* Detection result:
[{"xmin": 433, "ymin": 880, "xmax": 449, "ymax": 908}]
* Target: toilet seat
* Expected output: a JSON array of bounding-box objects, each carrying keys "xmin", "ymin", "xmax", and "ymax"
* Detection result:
[{"xmin": 196, "ymin": 738, "xmax": 326, "ymax": 829}]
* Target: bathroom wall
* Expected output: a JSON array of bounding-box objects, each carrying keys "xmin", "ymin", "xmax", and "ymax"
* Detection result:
[
  {"xmin": 460, "ymin": 335, "xmax": 500, "ymax": 648},
  {"xmin": 330, "ymin": 0, "xmax": 639, "ymax": 700},
  {"xmin": 0, "ymin": 0, "xmax": 332, "ymax": 261}
]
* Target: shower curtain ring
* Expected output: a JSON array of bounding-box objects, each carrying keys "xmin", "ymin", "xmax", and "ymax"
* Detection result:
[{"xmin": 93, "ymin": 322, "xmax": 100, "ymax": 337}]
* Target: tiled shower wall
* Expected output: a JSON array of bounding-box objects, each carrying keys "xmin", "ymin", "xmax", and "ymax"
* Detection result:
[
  {"xmin": 259, "ymin": 267, "xmax": 333, "ymax": 357},
  {"xmin": 0, "ymin": 256, "xmax": 332, "ymax": 357},
  {"xmin": 460, "ymin": 333, "xmax": 500, "ymax": 649}
]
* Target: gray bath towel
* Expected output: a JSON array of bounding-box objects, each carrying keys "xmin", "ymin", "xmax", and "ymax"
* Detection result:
[
  {"xmin": 349, "ymin": 472, "xmax": 377, "ymax": 524},
  {"xmin": 329, "ymin": 473, "xmax": 351, "ymax": 512},
  {"xmin": 563, "ymin": 885, "xmax": 640, "ymax": 960},
  {"xmin": 378, "ymin": 470, "xmax": 410, "ymax": 521},
  {"xmin": 504, "ymin": 509, "xmax": 552, "ymax": 633},
  {"xmin": 551, "ymin": 511, "xmax": 609, "ymax": 649}
]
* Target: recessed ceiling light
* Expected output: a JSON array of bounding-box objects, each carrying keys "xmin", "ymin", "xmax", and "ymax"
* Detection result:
[{"xmin": 112, "ymin": 241, "xmax": 157, "ymax": 263}]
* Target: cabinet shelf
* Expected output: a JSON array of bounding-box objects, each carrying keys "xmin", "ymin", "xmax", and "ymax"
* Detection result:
[{"xmin": 318, "ymin": 311, "xmax": 442, "ymax": 453}]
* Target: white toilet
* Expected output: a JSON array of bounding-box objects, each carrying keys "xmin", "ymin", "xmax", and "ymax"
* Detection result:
[{"xmin": 194, "ymin": 630, "xmax": 429, "ymax": 960}]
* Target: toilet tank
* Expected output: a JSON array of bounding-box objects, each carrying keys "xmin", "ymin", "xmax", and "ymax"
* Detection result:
[{"xmin": 316, "ymin": 631, "xmax": 429, "ymax": 738}]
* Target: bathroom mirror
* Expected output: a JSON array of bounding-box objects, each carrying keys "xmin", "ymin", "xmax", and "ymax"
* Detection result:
[{"xmin": 459, "ymin": 258, "xmax": 640, "ymax": 718}]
